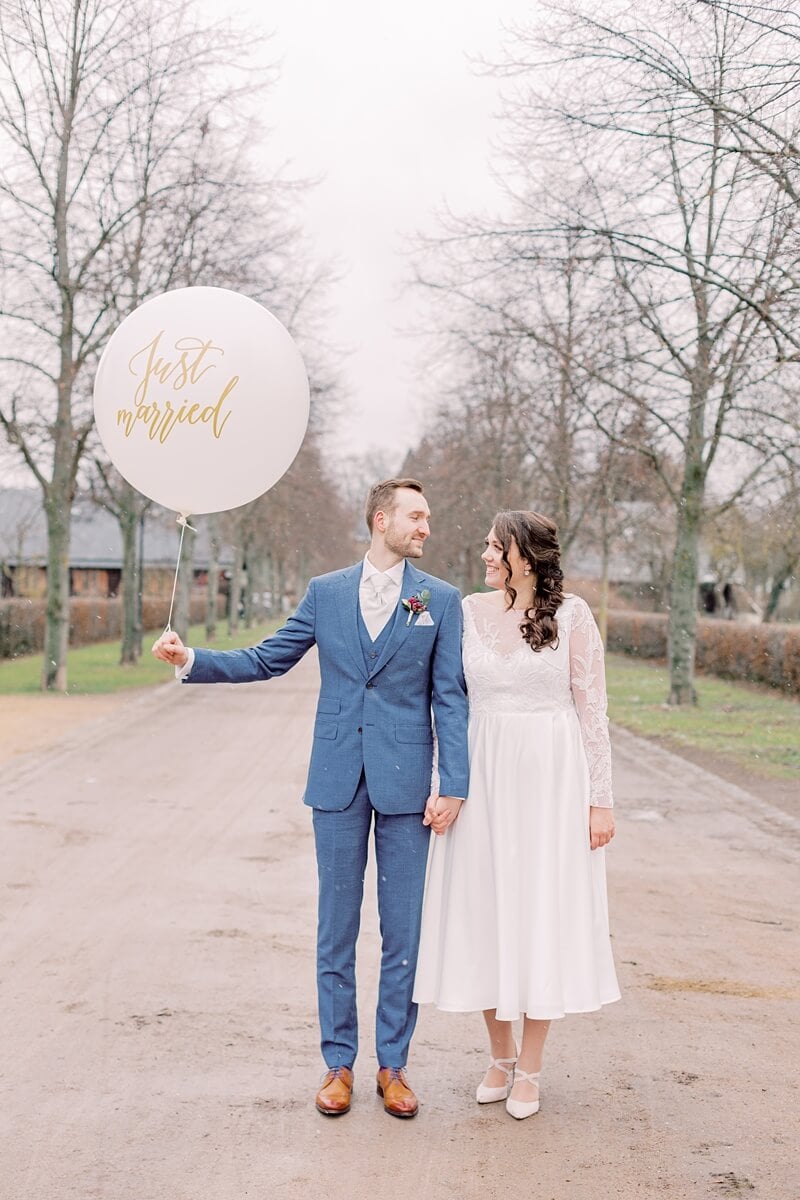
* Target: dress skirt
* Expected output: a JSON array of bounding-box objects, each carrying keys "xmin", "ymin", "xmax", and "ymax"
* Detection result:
[{"xmin": 414, "ymin": 707, "xmax": 621, "ymax": 1021}]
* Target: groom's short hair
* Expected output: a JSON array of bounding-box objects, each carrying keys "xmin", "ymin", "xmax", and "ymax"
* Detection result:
[{"xmin": 365, "ymin": 478, "xmax": 425, "ymax": 532}]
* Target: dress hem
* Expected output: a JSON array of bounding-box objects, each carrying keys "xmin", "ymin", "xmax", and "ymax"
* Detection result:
[{"xmin": 414, "ymin": 993, "xmax": 621, "ymax": 1021}]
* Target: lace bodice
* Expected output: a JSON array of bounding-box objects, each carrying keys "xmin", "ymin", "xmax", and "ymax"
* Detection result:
[{"xmin": 463, "ymin": 593, "xmax": 614, "ymax": 807}]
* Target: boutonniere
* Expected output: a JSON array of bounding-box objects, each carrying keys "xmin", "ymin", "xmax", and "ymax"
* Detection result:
[{"xmin": 402, "ymin": 587, "xmax": 431, "ymax": 626}]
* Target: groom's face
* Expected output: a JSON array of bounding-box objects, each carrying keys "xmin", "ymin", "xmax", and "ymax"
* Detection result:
[{"xmin": 381, "ymin": 488, "xmax": 431, "ymax": 559}]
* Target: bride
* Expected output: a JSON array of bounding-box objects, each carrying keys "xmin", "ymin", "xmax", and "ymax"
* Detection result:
[{"xmin": 414, "ymin": 510, "xmax": 620, "ymax": 1119}]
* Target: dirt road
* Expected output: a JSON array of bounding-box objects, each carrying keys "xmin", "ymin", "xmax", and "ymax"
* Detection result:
[{"xmin": 1, "ymin": 656, "xmax": 798, "ymax": 1200}]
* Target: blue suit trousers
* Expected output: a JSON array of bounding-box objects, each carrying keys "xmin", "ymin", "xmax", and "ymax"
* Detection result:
[{"xmin": 312, "ymin": 771, "xmax": 431, "ymax": 1069}]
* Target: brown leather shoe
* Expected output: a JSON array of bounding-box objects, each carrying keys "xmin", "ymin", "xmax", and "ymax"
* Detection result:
[
  {"xmin": 376, "ymin": 1067, "xmax": 419, "ymax": 1118},
  {"xmin": 315, "ymin": 1066, "xmax": 354, "ymax": 1116}
]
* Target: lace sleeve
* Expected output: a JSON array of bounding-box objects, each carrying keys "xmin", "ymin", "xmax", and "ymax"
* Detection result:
[{"xmin": 568, "ymin": 599, "xmax": 613, "ymax": 808}]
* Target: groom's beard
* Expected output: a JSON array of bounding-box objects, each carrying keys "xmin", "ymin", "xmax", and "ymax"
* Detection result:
[{"xmin": 384, "ymin": 522, "xmax": 426, "ymax": 559}]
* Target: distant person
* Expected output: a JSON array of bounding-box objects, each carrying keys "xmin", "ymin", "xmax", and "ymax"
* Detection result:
[
  {"xmin": 414, "ymin": 510, "xmax": 620, "ymax": 1120},
  {"xmin": 723, "ymin": 582, "xmax": 737, "ymax": 620},
  {"xmin": 700, "ymin": 581, "xmax": 718, "ymax": 614},
  {"xmin": 152, "ymin": 479, "xmax": 468, "ymax": 1120}
]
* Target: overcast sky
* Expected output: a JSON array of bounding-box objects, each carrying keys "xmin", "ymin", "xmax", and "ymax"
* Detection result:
[
  {"xmin": 230, "ymin": 0, "xmax": 538, "ymax": 469},
  {"xmin": 0, "ymin": 1, "xmax": 538, "ymax": 489}
]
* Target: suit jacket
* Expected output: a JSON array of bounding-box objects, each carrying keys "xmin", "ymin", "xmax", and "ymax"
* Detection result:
[{"xmin": 186, "ymin": 560, "xmax": 469, "ymax": 813}]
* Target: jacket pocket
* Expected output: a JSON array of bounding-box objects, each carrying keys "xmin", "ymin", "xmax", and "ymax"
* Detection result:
[
  {"xmin": 314, "ymin": 720, "xmax": 338, "ymax": 740},
  {"xmin": 395, "ymin": 724, "xmax": 433, "ymax": 744},
  {"xmin": 317, "ymin": 697, "xmax": 341, "ymax": 714}
]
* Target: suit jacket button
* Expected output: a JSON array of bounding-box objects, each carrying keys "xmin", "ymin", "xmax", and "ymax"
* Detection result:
[
  {"xmin": 357, "ymin": 727, "xmax": 362, "ymax": 733},
  {"xmin": 366, "ymin": 682, "xmax": 374, "ymax": 689}
]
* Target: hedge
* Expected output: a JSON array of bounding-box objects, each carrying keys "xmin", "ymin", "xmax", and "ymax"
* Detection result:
[
  {"xmin": 2, "ymin": 596, "xmax": 797, "ymax": 696},
  {"xmin": 0, "ymin": 595, "xmax": 225, "ymax": 660},
  {"xmin": 605, "ymin": 609, "xmax": 799, "ymax": 695}
]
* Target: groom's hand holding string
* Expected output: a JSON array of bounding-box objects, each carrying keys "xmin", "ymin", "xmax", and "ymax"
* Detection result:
[
  {"xmin": 423, "ymin": 794, "xmax": 463, "ymax": 837},
  {"xmin": 151, "ymin": 630, "xmax": 189, "ymax": 669}
]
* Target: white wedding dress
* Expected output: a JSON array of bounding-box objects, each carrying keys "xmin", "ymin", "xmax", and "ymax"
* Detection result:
[{"xmin": 414, "ymin": 593, "xmax": 621, "ymax": 1020}]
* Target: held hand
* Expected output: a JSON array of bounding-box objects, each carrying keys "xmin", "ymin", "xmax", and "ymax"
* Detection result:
[
  {"xmin": 422, "ymin": 791, "xmax": 439, "ymax": 829},
  {"xmin": 589, "ymin": 806, "xmax": 615, "ymax": 850},
  {"xmin": 151, "ymin": 630, "xmax": 189, "ymax": 669},
  {"xmin": 423, "ymin": 794, "xmax": 463, "ymax": 837}
]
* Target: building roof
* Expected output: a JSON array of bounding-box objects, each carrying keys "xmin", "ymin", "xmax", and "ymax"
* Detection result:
[{"xmin": 0, "ymin": 489, "xmax": 235, "ymax": 570}]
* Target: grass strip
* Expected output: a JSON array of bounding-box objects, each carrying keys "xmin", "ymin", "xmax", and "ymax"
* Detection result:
[
  {"xmin": 2, "ymin": 631, "xmax": 796, "ymax": 783},
  {"xmin": 0, "ymin": 621, "xmax": 282, "ymax": 695},
  {"xmin": 605, "ymin": 652, "xmax": 799, "ymax": 783}
]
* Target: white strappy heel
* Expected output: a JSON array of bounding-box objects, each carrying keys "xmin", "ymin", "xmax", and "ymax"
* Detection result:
[
  {"xmin": 506, "ymin": 1068, "xmax": 540, "ymax": 1119},
  {"xmin": 476, "ymin": 1052, "xmax": 517, "ymax": 1104}
]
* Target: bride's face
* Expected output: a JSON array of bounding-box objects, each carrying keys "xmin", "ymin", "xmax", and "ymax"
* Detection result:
[{"xmin": 482, "ymin": 527, "xmax": 530, "ymax": 591}]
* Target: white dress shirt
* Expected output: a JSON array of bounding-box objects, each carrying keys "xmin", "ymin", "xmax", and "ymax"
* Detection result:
[
  {"xmin": 176, "ymin": 644, "xmax": 195, "ymax": 679},
  {"xmin": 359, "ymin": 554, "xmax": 405, "ymax": 641}
]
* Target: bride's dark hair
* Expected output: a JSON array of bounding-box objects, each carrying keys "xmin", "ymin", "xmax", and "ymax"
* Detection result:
[{"xmin": 492, "ymin": 510, "xmax": 565, "ymax": 652}]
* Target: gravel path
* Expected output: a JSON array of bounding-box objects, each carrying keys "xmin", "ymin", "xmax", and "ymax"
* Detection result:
[{"xmin": 1, "ymin": 656, "xmax": 798, "ymax": 1199}]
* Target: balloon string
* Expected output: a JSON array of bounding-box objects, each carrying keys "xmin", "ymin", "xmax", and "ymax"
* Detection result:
[{"xmin": 163, "ymin": 514, "xmax": 197, "ymax": 636}]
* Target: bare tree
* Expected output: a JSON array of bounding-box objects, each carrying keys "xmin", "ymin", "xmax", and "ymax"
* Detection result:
[
  {"xmin": 211, "ymin": 429, "xmax": 356, "ymax": 637},
  {"xmin": 398, "ymin": 328, "xmax": 536, "ymax": 590},
  {"xmin": 413, "ymin": 0, "xmax": 800, "ymax": 703},
  {"xmin": 88, "ymin": 466, "xmax": 151, "ymax": 663},
  {"xmin": 0, "ymin": 0, "xmax": 264, "ymax": 688},
  {"xmin": 204, "ymin": 513, "xmax": 221, "ymax": 642},
  {"xmin": 760, "ymin": 478, "xmax": 800, "ymax": 621},
  {"xmin": 537, "ymin": 3, "xmax": 799, "ymax": 699},
  {"xmin": 577, "ymin": 407, "xmax": 676, "ymax": 641},
  {"xmin": 631, "ymin": 1, "xmax": 800, "ymax": 249},
  {"xmin": 714, "ymin": 464, "xmax": 800, "ymax": 621}
]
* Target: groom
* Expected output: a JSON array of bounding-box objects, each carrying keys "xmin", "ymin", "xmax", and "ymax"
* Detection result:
[{"xmin": 152, "ymin": 478, "xmax": 469, "ymax": 1118}]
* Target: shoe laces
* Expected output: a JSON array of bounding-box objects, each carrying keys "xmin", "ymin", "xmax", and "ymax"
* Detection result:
[
  {"xmin": 323, "ymin": 1065, "xmax": 351, "ymax": 1082},
  {"xmin": 383, "ymin": 1067, "xmax": 407, "ymax": 1083}
]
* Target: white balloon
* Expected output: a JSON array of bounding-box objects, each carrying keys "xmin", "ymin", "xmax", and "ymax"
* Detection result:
[{"xmin": 93, "ymin": 287, "xmax": 310, "ymax": 516}]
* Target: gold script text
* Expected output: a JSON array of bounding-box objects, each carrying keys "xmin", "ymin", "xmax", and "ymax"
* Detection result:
[{"xmin": 117, "ymin": 331, "xmax": 237, "ymax": 443}]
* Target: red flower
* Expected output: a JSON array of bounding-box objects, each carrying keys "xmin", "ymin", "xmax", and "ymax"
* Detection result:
[{"xmin": 401, "ymin": 588, "xmax": 431, "ymax": 625}]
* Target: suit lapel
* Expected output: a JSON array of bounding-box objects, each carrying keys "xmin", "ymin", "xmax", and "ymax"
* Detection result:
[
  {"xmin": 370, "ymin": 561, "xmax": 428, "ymax": 678},
  {"xmin": 336, "ymin": 565, "xmax": 368, "ymax": 680}
]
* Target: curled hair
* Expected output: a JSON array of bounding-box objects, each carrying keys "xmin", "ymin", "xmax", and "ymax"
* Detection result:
[{"xmin": 492, "ymin": 510, "xmax": 565, "ymax": 652}]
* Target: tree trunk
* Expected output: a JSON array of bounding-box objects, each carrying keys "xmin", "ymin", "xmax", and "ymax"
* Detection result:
[
  {"xmin": 205, "ymin": 514, "xmax": 220, "ymax": 641},
  {"xmin": 246, "ymin": 553, "xmax": 261, "ymax": 626},
  {"xmin": 667, "ymin": 269, "xmax": 712, "ymax": 706},
  {"xmin": 762, "ymin": 558, "xmax": 795, "ymax": 622},
  {"xmin": 243, "ymin": 560, "xmax": 254, "ymax": 629},
  {"xmin": 42, "ymin": 493, "xmax": 71, "ymax": 692},
  {"xmin": 173, "ymin": 524, "xmax": 196, "ymax": 644},
  {"xmin": 275, "ymin": 558, "xmax": 287, "ymax": 616},
  {"xmin": 264, "ymin": 552, "xmax": 275, "ymax": 617},
  {"xmin": 667, "ymin": 470, "xmax": 703, "ymax": 705},
  {"xmin": 228, "ymin": 540, "xmax": 244, "ymax": 634},
  {"xmin": 119, "ymin": 502, "xmax": 141, "ymax": 665},
  {"xmin": 42, "ymin": 57, "xmax": 78, "ymax": 693}
]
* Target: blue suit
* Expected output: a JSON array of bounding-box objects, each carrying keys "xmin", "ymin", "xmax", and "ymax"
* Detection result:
[{"xmin": 184, "ymin": 560, "xmax": 469, "ymax": 1068}]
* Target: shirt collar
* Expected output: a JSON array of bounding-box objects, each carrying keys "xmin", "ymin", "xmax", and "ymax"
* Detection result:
[{"xmin": 362, "ymin": 553, "xmax": 405, "ymax": 586}]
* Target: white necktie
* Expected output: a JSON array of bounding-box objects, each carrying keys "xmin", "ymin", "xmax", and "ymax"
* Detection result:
[{"xmin": 361, "ymin": 574, "xmax": 395, "ymax": 641}]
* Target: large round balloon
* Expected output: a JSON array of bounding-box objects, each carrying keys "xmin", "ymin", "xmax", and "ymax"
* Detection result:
[{"xmin": 93, "ymin": 287, "xmax": 310, "ymax": 516}]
